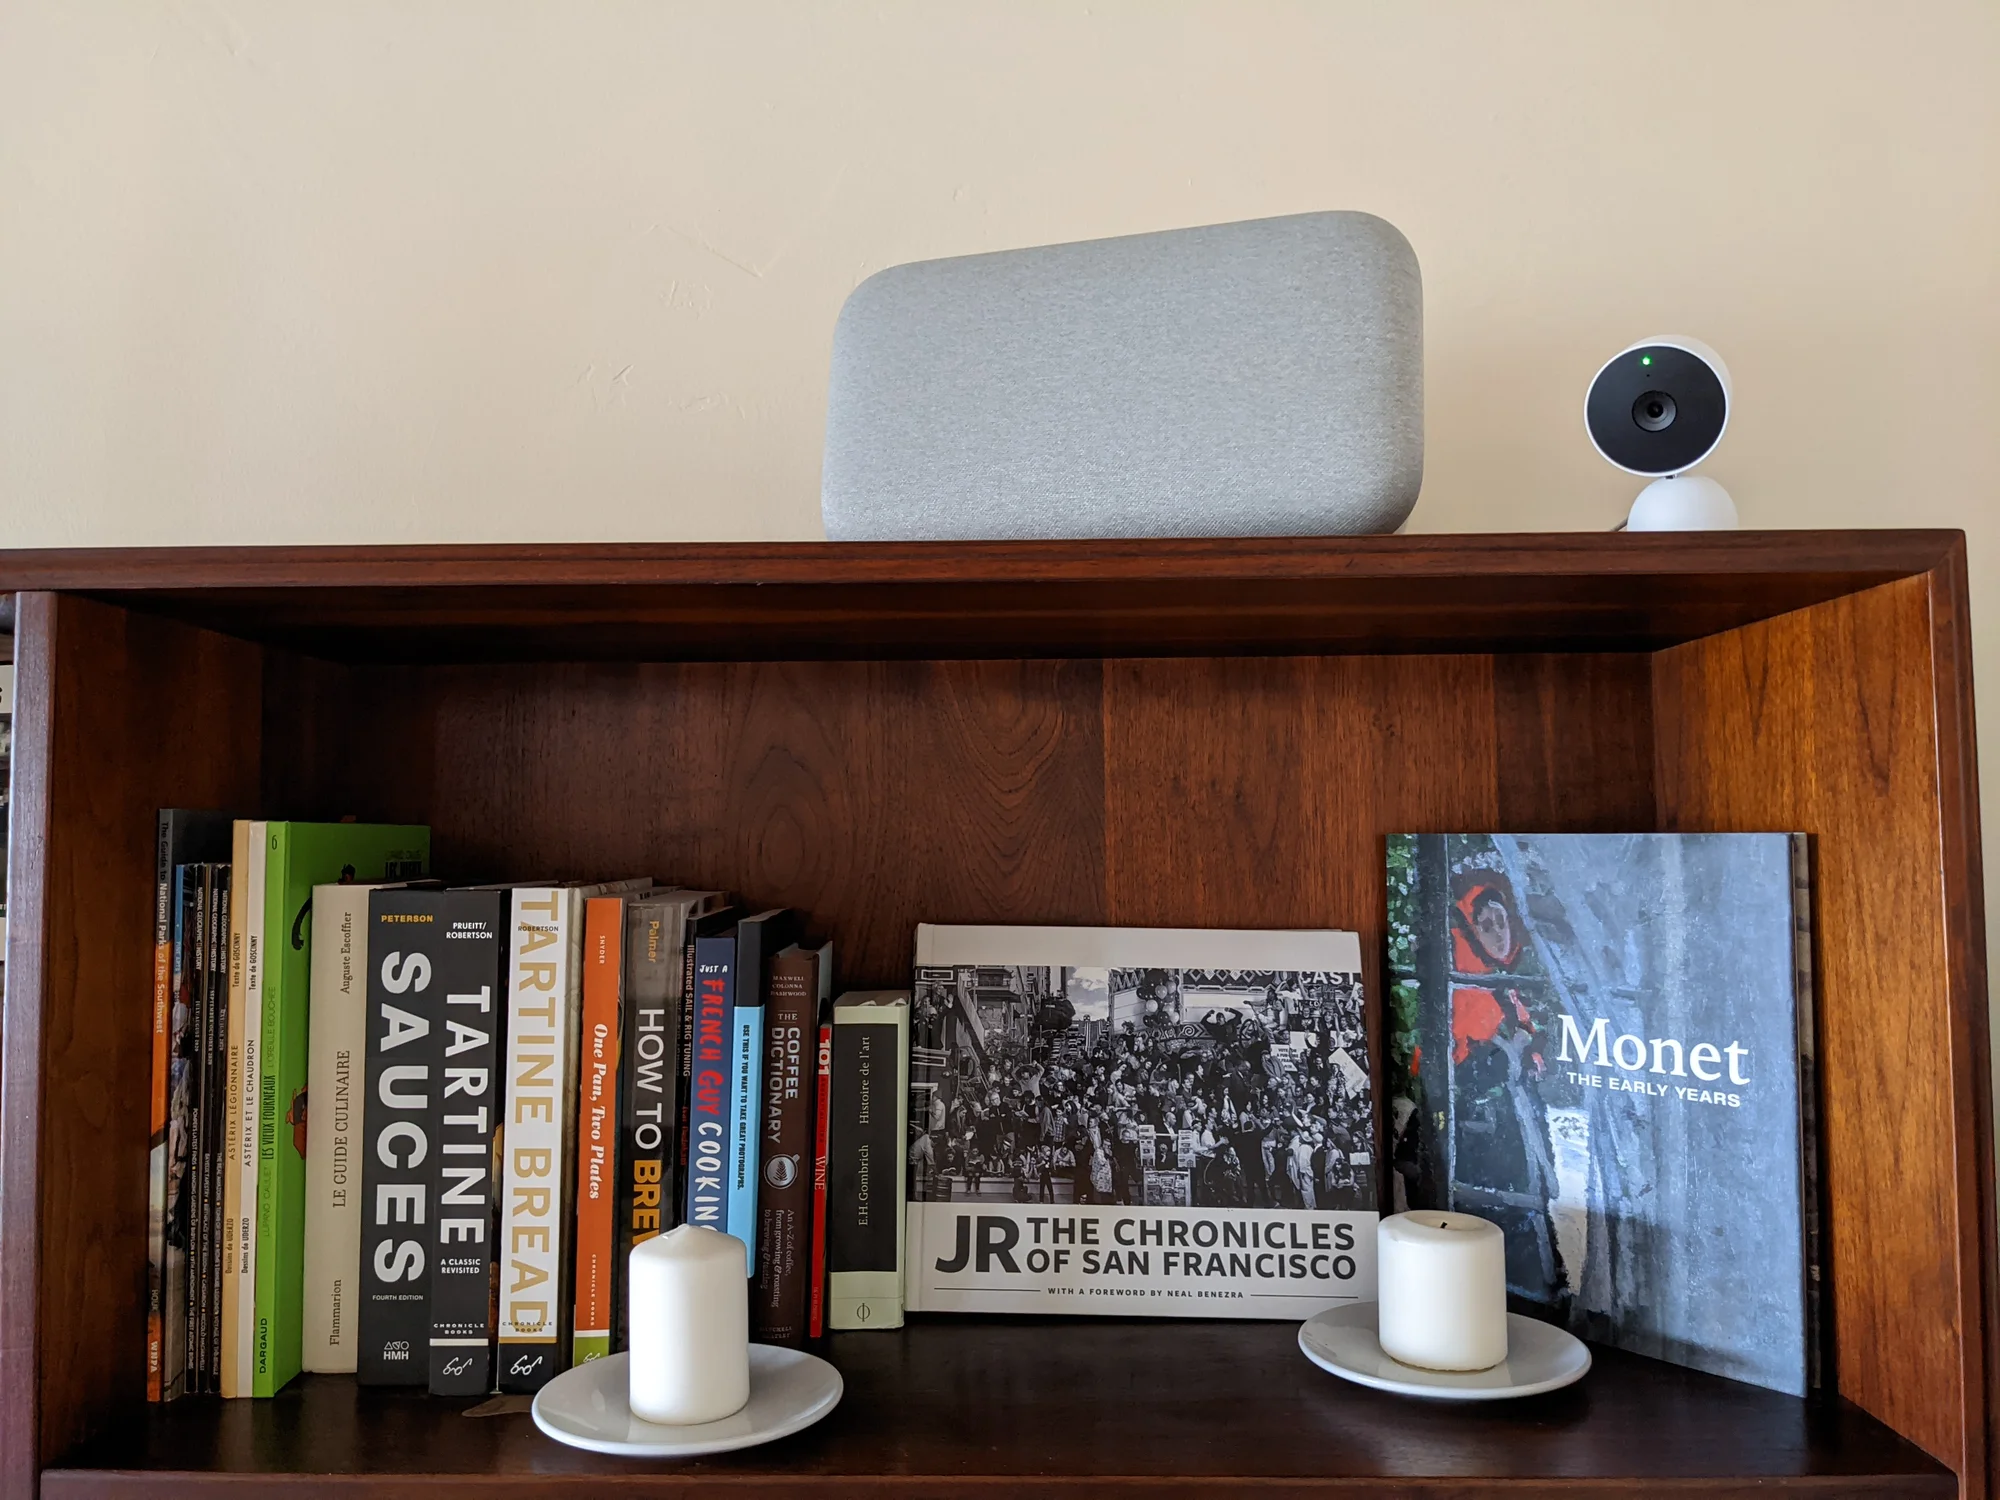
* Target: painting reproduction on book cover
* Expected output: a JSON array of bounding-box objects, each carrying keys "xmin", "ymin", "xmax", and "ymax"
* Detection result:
[{"xmin": 1385, "ymin": 832, "xmax": 1817, "ymax": 1396}]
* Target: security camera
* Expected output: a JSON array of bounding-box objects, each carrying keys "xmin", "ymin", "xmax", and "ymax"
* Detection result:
[{"xmin": 1585, "ymin": 336, "xmax": 1737, "ymax": 530}]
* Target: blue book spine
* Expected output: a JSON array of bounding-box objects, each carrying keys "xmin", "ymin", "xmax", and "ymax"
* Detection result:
[
  {"xmin": 725, "ymin": 1002, "xmax": 764, "ymax": 1273},
  {"xmin": 682, "ymin": 935, "xmax": 736, "ymax": 1235}
]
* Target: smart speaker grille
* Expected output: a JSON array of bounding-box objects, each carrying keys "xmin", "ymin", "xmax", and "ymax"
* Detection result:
[{"xmin": 821, "ymin": 211, "xmax": 1423, "ymax": 541}]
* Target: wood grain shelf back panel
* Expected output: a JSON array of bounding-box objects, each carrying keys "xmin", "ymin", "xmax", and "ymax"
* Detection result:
[
  {"xmin": 1654, "ymin": 574, "xmax": 1989, "ymax": 1487},
  {"xmin": 263, "ymin": 652, "xmax": 1656, "ymax": 993}
]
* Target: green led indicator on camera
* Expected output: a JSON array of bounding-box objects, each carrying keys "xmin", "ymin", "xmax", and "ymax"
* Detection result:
[{"xmin": 1640, "ymin": 356, "xmax": 1653, "ymax": 366}]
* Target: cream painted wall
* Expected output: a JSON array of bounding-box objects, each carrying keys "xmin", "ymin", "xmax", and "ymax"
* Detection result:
[{"xmin": 1, "ymin": 3, "xmax": 1997, "ymax": 948}]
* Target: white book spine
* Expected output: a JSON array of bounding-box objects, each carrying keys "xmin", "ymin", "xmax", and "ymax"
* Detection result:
[
  {"xmin": 230, "ymin": 823, "xmax": 267, "ymax": 1395},
  {"xmin": 301, "ymin": 884, "xmax": 375, "ymax": 1373},
  {"xmin": 497, "ymin": 887, "xmax": 575, "ymax": 1390}
]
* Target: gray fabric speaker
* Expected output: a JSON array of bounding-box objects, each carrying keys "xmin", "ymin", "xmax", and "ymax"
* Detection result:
[{"xmin": 821, "ymin": 211, "xmax": 1423, "ymax": 541}]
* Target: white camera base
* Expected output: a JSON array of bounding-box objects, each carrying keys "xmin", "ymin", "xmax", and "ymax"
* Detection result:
[{"xmin": 1625, "ymin": 475, "xmax": 1737, "ymax": 532}]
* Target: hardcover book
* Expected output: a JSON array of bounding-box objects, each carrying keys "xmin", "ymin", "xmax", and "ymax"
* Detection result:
[
  {"xmin": 570, "ymin": 896, "xmax": 626, "ymax": 1366},
  {"xmin": 754, "ymin": 939, "xmax": 831, "ymax": 1345},
  {"xmin": 175, "ymin": 865, "xmax": 213, "ymax": 1393},
  {"xmin": 190, "ymin": 866, "xmax": 220, "ymax": 1392},
  {"xmin": 202, "ymin": 864, "xmax": 232, "ymax": 1389},
  {"xmin": 613, "ymin": 889, "xmax": 723, "ymax": 1349},
  {"xmin": 357, "ymin": 889, "xmax": 447, "ymax": 1385},
  {"xmin": 256, "ymin": 824, "xmax": 431, "ymax": 1396},
  {"xmin": 807, "ymin": 1017, "xmax": 833, "ymax": 1339},
  {"xmin": 673, "ymin": 907, "xmax": 738, "ymax": 1218},
  {"xmin": 148, "ymin": 812, "xmax": 231, "ymax": 1402},
  {"xmin": 428, "ymin": 890, "xmax": 506, "ymax": 1396},
  {"xmin": 725, "ymin": 909, "xmax": 796, "ymax": 1271},
  {"xmin": 904, "ymin": 925, "xmax": 1378, "ymax": 1322},
  {"xmin": 220, "ymin": 822, "xmax": 263, "ymax": 1397},
  {"xmin": 682, "ymin": 930, "xmax": 737, "ymax": 1242},
  {"xmin": 827, "ymin": 990, "xmax": 908, "ymax": 1330},
  {"xmin": 1385, "ymin": 832, "xmax": 1819, "ymax": 1396},
  {"xmin": 302, "ymin": 882, "xmax": 413, "ymax": 1374},
  {"xmin": 496, "ymin": 878, "xmax": 650, "ymax": 1393}
]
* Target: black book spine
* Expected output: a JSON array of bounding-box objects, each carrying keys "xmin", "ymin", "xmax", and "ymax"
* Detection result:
[
  {"xmin": 429, "ymin": 891, "xmax": 506, "ymax": 1395},
  {"xmin": 613, "ymin": 902, "xmax": 682, "ymax": 1351},
  {"xmin": 671, "ymin": 908, "xmax": 736, "ymax": 1218},
  {"xmin": 204, "ymin": 867, "xmax": 231, "ymax": 1389},
  {"xmin": 357, "ymin": 891, "xmax": 444, "ymax": 1385},
  {"xmin": 828, "ymin": 1015, "xmax": 901, "ymax": 1272},
  {"xmin": 754, "ymin": 943, "xmax": 820, "ymax": 1346},
  {"xmin": 673, "ymin": 927, "xmax": 700, "ymax": 1219},
  {"xmin": 184, "ymin": 866, "xmax": 212, "ymax": 1393}
]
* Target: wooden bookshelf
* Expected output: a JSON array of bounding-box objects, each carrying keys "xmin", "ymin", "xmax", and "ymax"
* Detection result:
[{"xmin": 0, "ymin": 532, "xmax": 1988, "ymax": 1498}]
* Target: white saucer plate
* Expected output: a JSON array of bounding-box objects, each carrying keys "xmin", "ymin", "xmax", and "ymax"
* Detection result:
[
  {"xmin": 1299, "ymin": 1303, "xmax": 1591, "ymax": 1401},
  {"xmin": 532, "ymin": 1345, "xmax": 843, "ymax": 1457}
]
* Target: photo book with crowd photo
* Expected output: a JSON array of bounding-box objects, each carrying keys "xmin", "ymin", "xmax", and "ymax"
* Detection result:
[{"xmin": 905, "ymin": 925, "xmax": 1379, "ymax": 1320}]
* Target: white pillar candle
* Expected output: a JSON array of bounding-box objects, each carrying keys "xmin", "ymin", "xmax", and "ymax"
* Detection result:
[
  {"xmin": 1376, "ymin": 1210, "xmax": 1509, "ymax": 1372},
  {"xmin": 628, "ymin": 1225, "xmax": 751, "ymax": 1425}
]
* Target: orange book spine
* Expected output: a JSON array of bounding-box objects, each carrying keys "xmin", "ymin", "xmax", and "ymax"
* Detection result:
[{"xmin": 571, "ymin": 897, "xmax": 624, "ymax": 1365}]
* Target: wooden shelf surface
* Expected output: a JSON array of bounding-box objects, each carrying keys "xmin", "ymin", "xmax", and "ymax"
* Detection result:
[
  {"xmin": 44, "ymin": 1319, "xmax": 1952, "ymax": 1497},
  {"xmin": 0, "ymin": 530, "xmax": 1967, "ymax": 661}
]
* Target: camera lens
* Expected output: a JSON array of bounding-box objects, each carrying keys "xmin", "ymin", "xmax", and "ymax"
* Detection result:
[{"xmin": 1632, "ymin": 392, "xmax": 1677, "ymax": 432}]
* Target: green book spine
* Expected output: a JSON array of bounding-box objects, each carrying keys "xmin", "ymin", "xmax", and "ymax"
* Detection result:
[{"xmin": 253, "ymin": 821, "xmax": 431, "ymax": 1397}]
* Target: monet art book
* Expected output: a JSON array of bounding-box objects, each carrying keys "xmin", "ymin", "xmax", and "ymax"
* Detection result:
[
  {"xmin": 1385, "ymin": 832, "xmax": 1819, "ymax": 1396},
  {"xmin": 906, "ymin": 924, "xmax": 1379, "ymax": 1320}
]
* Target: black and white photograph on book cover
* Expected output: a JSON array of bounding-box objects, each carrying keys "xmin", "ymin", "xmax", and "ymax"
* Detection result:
[{"xmin": 909, "ymin": 965, "xmax": 1374, "ymax": 1213}]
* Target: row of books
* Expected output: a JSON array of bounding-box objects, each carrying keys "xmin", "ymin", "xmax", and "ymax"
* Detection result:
[
  {"xmin": 146, "ymin": 814, "xmax": 431, "ymax": 1401},
  {"xmin": 345, "ymin": 880, "xmax": 872, "ymax": 1395},
  {"xmin": 147, "ymin": 809, "xmax": 911, "ymax": 1402},
  {"xmin": 148, "ymin": 813, "xmax": 1815, "ymax": 1404}
]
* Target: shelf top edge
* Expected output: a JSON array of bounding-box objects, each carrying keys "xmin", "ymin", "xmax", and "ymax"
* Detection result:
[{"xmin": 0, "ymin": 529, "xmax": 1965, "ymax": 593}]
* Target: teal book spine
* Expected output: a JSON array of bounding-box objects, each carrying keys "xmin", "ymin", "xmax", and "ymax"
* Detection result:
[{"xmin": 725, "ymin": 999, "xmax": 763, "ymax": 1273}]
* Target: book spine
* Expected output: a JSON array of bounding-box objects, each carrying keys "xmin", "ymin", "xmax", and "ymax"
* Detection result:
[
  {"xmin": 256, "ymin": 825, "xmax": 321, "ymax": 1397},
  {"xmin": 302, "ymin": 885, "xmax": 371, "ymax": 1373},
  {"xmin": 497, "ymin": 887, "xmax": 572, "ymax": 1393},
  {"xmin": 826, "ymin": 997, "xmax": 908, "ymax": 1331},
  {"xmin": 430, "ymin": 891, "xmax": 505, "ymax": 1396},
  {"xmin": 356, "ymin": 893, "xmax": 441, "ymax": 1385},
  {"xmin": 147, "ymin": 814, "xmax": 174, "ymax": 1401},
  {"xmin": 673, "ymin": 929, "xmax": 701, "ymax": 1223},
  {"xmin": 753, "ymin": 950, "xmax": 818, "ymax": 1344},
  {"xmin": 162, "ymin": 865, "xmax": 200, "ymax": 1399},
  {"xmin": 726, "ymin": 994, "xmax": 763, "ymax": 1273},
  {"xmin": 230, "ymin": 824, "xmax": 267, "ymax": 1393},
  {"xmin": 1792, "ymin": 833, "xmax": 1825, "ymax": 1392},
  {"xmin": 683, "ymin": 936, "xmax": 735, "ymax": 1237},
  {"xmin": 265, "ymin": 823, "xmax": 433, "ymax": 1395},
  {"xmin": 184, "ymin": 868, "xmax": 206, "ymax": 1393},
  {"xmin": 192, "ymin": 866, "xmax": 218, "ymax": 1392},
  {"xmin": 807, "ymin": 1019, "xmax": 833, "ymax": 1340},
  {"xmin": 205, "ymin": 866, "xmax": 232, "ymax": 1388},
  {"xmin": 253, "ymin": 829, "xmax": 288, "ymax": 1396},
  {"xmin": 569, "ymin": 898, "xmax": 623, "ymax": 1367},
  {"xmin": 218, "ymin": 828, "xmax": 249, "ymax": 1396},
  {"xmin": 614, "ymin": 902, "xmax": 683, "ymax": 1351}
]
